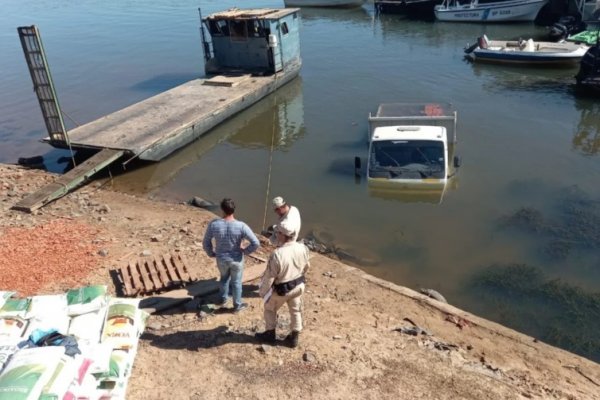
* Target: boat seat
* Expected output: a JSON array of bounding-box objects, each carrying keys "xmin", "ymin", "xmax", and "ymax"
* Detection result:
[
  {"xmin": 478, "ymin": 34, "xmax": 490, "ymax": 49},
  {"xmin": 523, "ymin": 39, "xmax": 535, "ymax": 52}
]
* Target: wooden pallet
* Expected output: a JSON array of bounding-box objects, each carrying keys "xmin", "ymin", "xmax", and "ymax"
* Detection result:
[
  {"xmin": 140, "ymin": 262, "xmax": 267, "ymax": 314},
  {"xmin": 117, "ymin": 253, "xmax": 199, "ymax": 297}
]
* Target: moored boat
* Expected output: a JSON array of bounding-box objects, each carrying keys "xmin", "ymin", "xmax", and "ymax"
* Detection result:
[
  {"xmin": 374, "ymin": 0, "xmax": 442, "ymax": 20},
  {"xmin": 284, "ymin": 0, "xmax": 366, "ymax": 7},
  {"xmin": 434, "ymin": 0, "xmax": 548, "ymax": 22},
  {"xmin": 464, "ymin": 35, "xmax": 589, "ymax": 65},
  {"xmin": 567, "ymin": 29, "xmax": 600, "ymax": 46}
]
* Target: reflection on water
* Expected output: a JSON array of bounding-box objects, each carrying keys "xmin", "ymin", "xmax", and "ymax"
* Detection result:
[
  {"xmin": 368, "ymin": 180, "xmax": 446, "ymax": 204},
  {"xmin": 129, "ymin": 73, "xmax": 201, "ymax": 93},
  {"xmin": 377, "ymin": 16, "xmax": 549, "ymax": 47},
  {"xmin": 228, "ymin": 79, "xmax": 305, "ymax": 151},
  {"xmin": 108, "ymin": 77, "xmax": 304, "ymax": 194},
  {"xmin": 469, "ymin": 62, "xmax": 578, "ymax": 97},
  {"xmin": 367, "ymin": 175, "xmax": 460, "ymax": 204},
  {"xmin": 299, "ymin": 5, "xmax": 372, "ymax": 23},
  {"xmin": 572, "ymin": 99, "xmax": 600, "ymax": 156}
]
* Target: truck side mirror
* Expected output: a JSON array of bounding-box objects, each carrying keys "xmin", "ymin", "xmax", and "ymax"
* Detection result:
[{"xmin": 453, "ymin": 156, "xmax": 461, "ymax": 168}]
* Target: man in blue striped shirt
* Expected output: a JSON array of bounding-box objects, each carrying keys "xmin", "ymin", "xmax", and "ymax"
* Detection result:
[{"xmin": 202, "ymin": 198, "xmax": 260, "ymax": 312}]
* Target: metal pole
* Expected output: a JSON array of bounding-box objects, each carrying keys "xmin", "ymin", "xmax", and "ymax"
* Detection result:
[{"xmin": 198, "ymin": 7, "xmax": 211, "ymax": 62}]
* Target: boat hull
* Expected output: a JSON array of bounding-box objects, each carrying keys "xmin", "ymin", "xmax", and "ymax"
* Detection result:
[
  {"xmin": 467, "ymin": 39, "xmax": 588, "ymax": 66},
  {"xmin": 375, "ymin": 0, "xmax": 442, "ymax": 19},
  {"xmin": 285, "ymin": 0, "xmax": 366, "ymax": 7},
  {"xmin": 470, "ymin": 51, "xmax": 585, "ymax": 65},
  {"xmin": 435, "ymin": 0, "xmax": 547, "ymax": 22}
]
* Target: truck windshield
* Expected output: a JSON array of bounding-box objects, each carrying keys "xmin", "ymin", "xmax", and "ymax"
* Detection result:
[{"xmin": 369, "ymin": 140, "xmax": 445, "ymax": 179}]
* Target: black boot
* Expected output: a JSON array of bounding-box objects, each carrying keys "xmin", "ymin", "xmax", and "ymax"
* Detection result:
[
  {"xmin": 284, "ymin": 331, "xmax": 300, "ymax": 348},
  {"xmin": 255, "ymin": 329, "xmax": 276, "ymax": 344}
]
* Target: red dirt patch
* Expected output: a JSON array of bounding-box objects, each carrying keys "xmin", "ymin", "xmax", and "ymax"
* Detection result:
[{"xmin": 0, "ymin": 219, "xmax": 102, "ymax": 296}]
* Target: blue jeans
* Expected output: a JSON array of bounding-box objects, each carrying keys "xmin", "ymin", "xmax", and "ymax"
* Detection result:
[{"xmin": 216, "ymin": 259, "xmax": 244, "ymax": 308}]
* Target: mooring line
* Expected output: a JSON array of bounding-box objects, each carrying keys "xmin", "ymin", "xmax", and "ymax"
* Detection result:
[{"xmin": 261, "ymin": 92, "xmax": 278, "ymax": 231}]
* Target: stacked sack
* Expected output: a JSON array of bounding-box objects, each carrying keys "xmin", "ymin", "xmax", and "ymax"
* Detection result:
[{"xmin": 0, "ymin": 286, "xmax": 148, "ymax": 400}]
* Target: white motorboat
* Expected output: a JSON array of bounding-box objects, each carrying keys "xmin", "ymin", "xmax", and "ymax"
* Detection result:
[
  {"xmin": 284, "ymin": 0, "xmax": 366, "ymax": 7},
  {"xmin": 434, "ymin": 0, "xmax": 548, "ymax": 22},
  {"xmin": 465, "ymin": 35, "xmax": 589, "ymax": 65}
]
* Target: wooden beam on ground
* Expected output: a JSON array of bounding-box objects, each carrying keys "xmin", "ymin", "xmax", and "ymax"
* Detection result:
[
  {"xmin": 248, "ymin": 254, "xmax": 267, "ymax": 263},
  {"xmin": 140, "ymin": 262, "xmax": 266, "ymax": 314},
  {"xmin": 12, "ymin": 148, "xmax": 124, "ymax": 212}
]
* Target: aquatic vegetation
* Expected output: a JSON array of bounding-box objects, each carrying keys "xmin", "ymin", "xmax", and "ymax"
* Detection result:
[
  {"xmin": 499, "ymin": 186, "xmax": 600, "ymax": 259},
  {"xmin": 499, "ymin": 207, "xmax": 548, "ymax": 233},
  {"xmin": 468, "ymin": 264, "xmax": 600, "ymax": 362}
]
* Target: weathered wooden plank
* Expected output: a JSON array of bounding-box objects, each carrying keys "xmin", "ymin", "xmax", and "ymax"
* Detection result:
[
  {"xmin": 154, "ymin": 255, "xmax": 171, "ymax": 288},
  {"xmin": 141, "ymin": 262, "xmax": 266, "ymax": 314},
  {"xmin": 43, "ymin": 63, "xmax": 300, "ymax": 162},
  {"xmin": 163, "ymin": 254, "xmax": 180, "ymax": 284},
  {"xmin": 136, "ymin": 258, "xmax": 155, "ymax": 293},
  {"xmin": 171, "ymin": 253, "xmax": 191, "ymax": 282},
  {"xmin": 180, "ymin": 254, "xmax": 199, "ymax": 281},
  {"xmin": 13, "ymin": 148, "xmax": 124, "ymax": 212},
  {"xmin": 147, "ymin": 257, "xmax": 163, "ymax": 291},
  {"xmin": 248, "ymin": 254, "xmax": 267, "ymax": 263},
  {"xmin": 203, "ymin": 74, "xmax": 251, "ymax": 87},
  {"xmin": 128, "ymin": 261, "xmax": 143, "ymax": 296},
  {"xmin": 119, "ymin": 263, "xmax": 134, "ymax": 296}
]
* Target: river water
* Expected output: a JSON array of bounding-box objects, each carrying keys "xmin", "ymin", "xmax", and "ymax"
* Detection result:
[{"xmin": 2, "ymin": 0, "xmax": 600, "ymax": 360}]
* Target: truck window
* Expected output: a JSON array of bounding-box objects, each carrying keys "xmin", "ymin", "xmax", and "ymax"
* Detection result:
[{"xmin": 370, "ymin": 140, "xmax": 445, "ymax": 179}]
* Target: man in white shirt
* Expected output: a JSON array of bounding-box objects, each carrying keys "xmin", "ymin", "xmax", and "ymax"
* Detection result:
[{"xmin": 270, "ymin": 196, "xmax": 301, "ymax": 244}]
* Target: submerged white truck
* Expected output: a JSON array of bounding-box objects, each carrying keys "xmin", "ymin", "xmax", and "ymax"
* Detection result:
[{"xmin": 355, "ymin": 103, "xmax": 460, "ymax": 204}]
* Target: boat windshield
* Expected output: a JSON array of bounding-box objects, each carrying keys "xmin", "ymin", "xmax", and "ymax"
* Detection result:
[{"xmin": 369, "ymin": 140, "xmax": 445, "ymax": 179}]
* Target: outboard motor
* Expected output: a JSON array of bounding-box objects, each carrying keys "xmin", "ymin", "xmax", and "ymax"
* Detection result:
[
  {"xmin": 576, "ymin": 44, "xmax": 600, "ymax": 86},
  {"xmin": 548, "ymin": 16, "xmax": 586, "ymax": 42},
  {"xmin": 478, "ymin": 35, "xmax": 489, "ymax": 49}
]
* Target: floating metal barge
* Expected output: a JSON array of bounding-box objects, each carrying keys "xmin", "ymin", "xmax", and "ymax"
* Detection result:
[
  {"xmin": 15, "ymin": 7, "xmax": 302, "ymax": 211},
  {"xmin": 46, "ymin": 8, "xmax": 302, "ymax": 161}
]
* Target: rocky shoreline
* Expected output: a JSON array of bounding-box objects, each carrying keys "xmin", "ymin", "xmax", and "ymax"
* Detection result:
[{"xmin": 1, "ymin": 163, "xmax": 599, "ymax": 400}]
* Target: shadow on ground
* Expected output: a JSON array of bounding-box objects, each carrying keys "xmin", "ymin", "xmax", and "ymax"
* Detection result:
[{"xmin": 142, "ymin": 325, "xmax": 257, "ymax": 350}]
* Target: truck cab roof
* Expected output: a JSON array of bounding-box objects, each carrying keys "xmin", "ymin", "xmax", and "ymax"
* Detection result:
[{"xmin": 372, "ymin": 125, "xmax": 447, "ymax": 142}]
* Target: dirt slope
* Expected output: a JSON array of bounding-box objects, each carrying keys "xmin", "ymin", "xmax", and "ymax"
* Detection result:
[{"xmin": 1, "ymin": 164, "xmax": 599, "ymax": 400}]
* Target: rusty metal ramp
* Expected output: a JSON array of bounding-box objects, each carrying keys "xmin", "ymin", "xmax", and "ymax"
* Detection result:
[{"xmin": 117, "ymin": 253, "xmax": 200, "ymax": 297}]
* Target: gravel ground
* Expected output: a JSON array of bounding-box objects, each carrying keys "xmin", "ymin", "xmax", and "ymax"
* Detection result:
[{"xmin": 1, "ymin": 163, "xmax": 599, "ymax": 400}]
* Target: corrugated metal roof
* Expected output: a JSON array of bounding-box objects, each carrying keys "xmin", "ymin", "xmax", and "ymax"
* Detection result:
[
  {"xmin": 376, "ymin": 103, "xmax": 455, "ymax": 118},
  {"xmin": 205, "ymin": 8, "xmax": 300, "ymax": 21}
]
